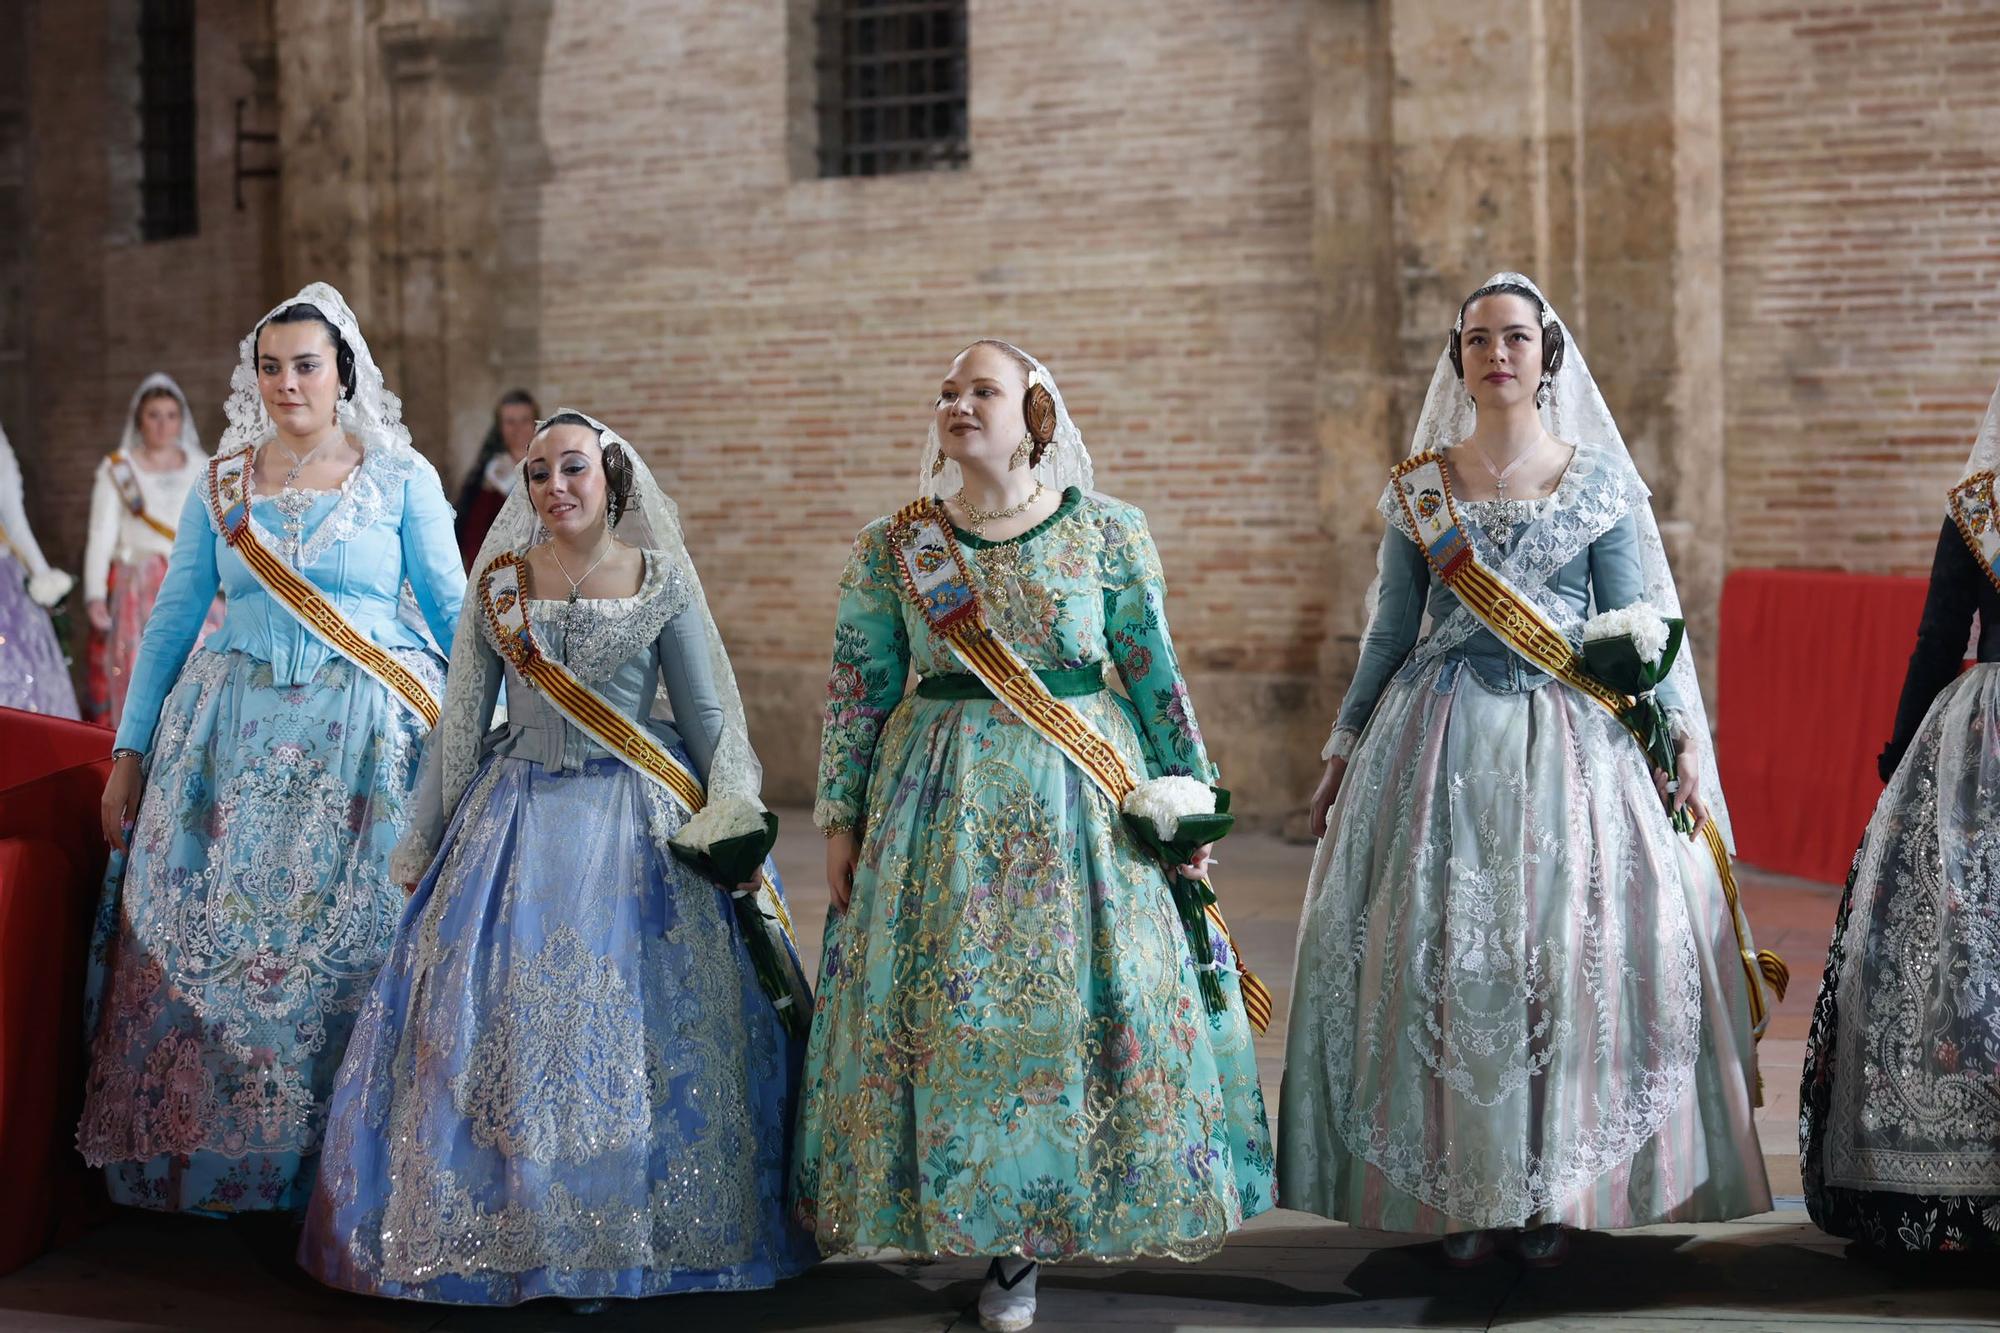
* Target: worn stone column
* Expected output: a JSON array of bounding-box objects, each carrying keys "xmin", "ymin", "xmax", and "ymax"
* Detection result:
[
  {"xmin": 274, "ymin": 2, "xmax": 374, "ymax": 305},
  {"xmin": 1308, "ymin": 0, "xmax": 1727, "ymax": 785},
  {"xmin": 378, "ymin": 10, "xmax": 506, "ymax": 475}
]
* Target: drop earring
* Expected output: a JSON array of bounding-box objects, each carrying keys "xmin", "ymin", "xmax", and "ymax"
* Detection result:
[
  {"xmin": 931, "ymin": 452, "xmax": 946, "ymax": 477},
  {"xmin": 1009, "ymin": 435, "xmax": 1032, "ymax": 470}
]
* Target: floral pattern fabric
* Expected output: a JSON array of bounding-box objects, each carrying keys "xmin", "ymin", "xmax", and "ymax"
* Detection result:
[
  {"xmin": 76, "ymin": 645, "xmax": 440, "ymax": 1213},
  {"xmin": 797, "ymin": 489, "xmax": 1273, "ymax": 1263}
]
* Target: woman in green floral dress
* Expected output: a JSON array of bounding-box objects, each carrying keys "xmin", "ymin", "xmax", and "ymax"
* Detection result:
[{"xmin": 794, "ymin": 340, "xmax": 1273, "ymax": 1332}]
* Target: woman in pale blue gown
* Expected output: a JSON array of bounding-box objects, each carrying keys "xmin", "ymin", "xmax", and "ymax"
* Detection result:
[
  {"xmin": 78, "ymin": 283, "xmax": 464, "ymax": 1214},
  {"xmin": 1280, "ymin": 275, "xmax": 1774, "ymax": 1266},
  {"xmin": 300, "ymin": 411, "xmax": 813, "ymax": 1308}
]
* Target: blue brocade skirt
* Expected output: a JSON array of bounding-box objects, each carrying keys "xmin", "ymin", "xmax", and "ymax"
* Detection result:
[{"xmin": 298, "ymin": 751, "xmax": 815, "ymax": 1305}]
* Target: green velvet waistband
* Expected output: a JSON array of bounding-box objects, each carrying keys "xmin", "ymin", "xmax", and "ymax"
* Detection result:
[{"xmin": 915, "ymin": 664, "xmax": 1107, "ymax": 701}]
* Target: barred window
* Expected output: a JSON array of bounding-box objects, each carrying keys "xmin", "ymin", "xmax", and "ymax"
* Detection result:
[
  {"xmin": 138, "ymin": 0, "xmax": 197, "ymax": 240},
  {"xmin": 817, "ymin": 0, "xmax": 968, "ymax": 178}
]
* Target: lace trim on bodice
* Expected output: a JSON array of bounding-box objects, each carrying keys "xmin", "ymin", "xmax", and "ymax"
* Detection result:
[
  {"xmin": 478, "ymin": 550, "xmax": 692, "ymax": 684},
  {"xmin": 197, "ymin": 442, "xmax": 424, "ymax": 567},
  {"xmin": 1381, "ymin": 445, "xmax": 1641, "ymax": 666}
]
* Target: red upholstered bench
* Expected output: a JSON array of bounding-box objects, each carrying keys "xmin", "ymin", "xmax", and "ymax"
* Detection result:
[
  {"xmin": 1715, "ymin": 569, "xmax": 1931, "ymax": 886},
  {"xmin": 0, "ymin": 708, "xmax": 112, "ymax": 1275}
]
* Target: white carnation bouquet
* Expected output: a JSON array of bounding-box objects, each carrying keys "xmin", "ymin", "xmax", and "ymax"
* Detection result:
[
  {"xmin": 1120, "ymin": 775, "xmax": 1235, "ymax": 1014},
  {"xmin": 1580, "ymin": 600, "xmax": 1691, "ymax": 834}
]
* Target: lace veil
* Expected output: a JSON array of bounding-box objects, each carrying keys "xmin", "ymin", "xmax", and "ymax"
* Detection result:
[
  {"xmin": 219, "ymin": 281, "xmax": 413, "ymax": 464},
  {"xmin": 1961, "ymin": 375, "xmax": 2000, "ymax": 486},
  {"xmin": 1343, "ymin": 271, "xmax": 1733, "ymax": 847},
  {"xmin": 117, "ymin": 373, "xmax": 205, "ymax": 466},
  {"xmin": 439, "ymin": 409, "xmax": 763, "ymax": 815},
  {"xmin": 916, "ymin": 340, "xmax": 1095, "ymax": 499}
]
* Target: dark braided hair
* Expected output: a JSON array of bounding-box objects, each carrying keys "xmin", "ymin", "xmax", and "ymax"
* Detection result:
[
  {"xmin": 257, "ymin": 303, "xmax": 357, "ymax": 399},
  {"xmin": 1446, "ymin": 280, "xmax": 1567, "ymax": 386},
  {"xmin": 538, "ymin": 410, "xmax": 637, "ymax": 528}
]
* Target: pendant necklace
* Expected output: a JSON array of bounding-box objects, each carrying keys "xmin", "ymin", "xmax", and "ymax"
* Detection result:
[
  {"xmin": 271, "ymin": 435, "xmax": 337, "ymax": 561},
  {"xmin": 549, "ymin": 538, "xmax": 613, "ymax": 663},
  {"xmin": 1466, "ymin": 439, "xmax": 1537, "ymax": 497}
]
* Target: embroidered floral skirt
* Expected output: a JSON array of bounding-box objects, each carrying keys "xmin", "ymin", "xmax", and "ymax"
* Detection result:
[
  {"xmin": 1802, "ymin": 662, "xmax": 2000, "ymax": 1252},
  {"xmin": 0, "ymin": 551, "xmax": 78, "ymax": 718},
  {"xmin": 1279, "ymin": 659, "xmax": 1771, "ymax": 1233},
  {"xmin": 793, "ymin": 692, "xmax": 1275, "ymax": 1264},
  {"xmin": 77, "ymin": 646, "xmax": 439, "ymax": 1213},
  {"xmin": 299, "ymin": 752, "xmax": 815, "ymax": 1305},
  {"xmin": 86, "ymin": 554, "xmax": 224, "ymax": 726}
]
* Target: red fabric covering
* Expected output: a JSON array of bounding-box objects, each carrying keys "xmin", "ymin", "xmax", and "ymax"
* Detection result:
[
  {"xmin": 0, "ymin": 707, "xmax": 113, "ymax": 1275},
  {"xmin": 1716, "ymin": 569, "xmax": 1931, "ymax": 885}
]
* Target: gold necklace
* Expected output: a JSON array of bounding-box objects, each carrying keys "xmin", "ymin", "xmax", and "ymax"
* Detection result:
[{"xmin": 955, "ymin": 481, "xmax": 1045, "ymax": 534}]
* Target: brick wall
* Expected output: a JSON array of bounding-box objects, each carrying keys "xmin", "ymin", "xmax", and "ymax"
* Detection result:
[
  {"xmin": 1722, "ymin": 0, "xmax": 2000, "ymax": 572},
  {"xmin": 498, "ymin": 0, "xmax": 1326, "ymax": 802}
]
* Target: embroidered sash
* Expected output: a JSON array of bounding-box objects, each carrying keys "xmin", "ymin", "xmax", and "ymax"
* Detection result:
[
  {"xmin": 1948, "ymin": 470, "xmax": 2000, "ymax": 594},
  {"xmin": 477, "ymin": 552, "xmax": 801, "ymax": 957},
  {"xmin": 1391, "ymin": 453, "xmax": 1788, "ymax": 1050},
  {"xmin": 208, "ymin": 451, "xmax": 440, "ymax": 728},
  {"xmin": 109, "ymin": 452, "xmax": 178, "ymax": 542},
  {"xmin": 884, "ymin": 498, "xmax": 1275, "ymax": 1033}
]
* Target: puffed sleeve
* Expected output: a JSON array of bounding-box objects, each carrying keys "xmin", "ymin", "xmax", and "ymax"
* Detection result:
[
  {"xmin": 1587, "ymin": 510, "xmax": 1688, "ymax": 718},
  {"xmin": 112, "ymin": 484, "xmax": 220, "ymax": 753},
  {"xmin": 1099, "ymin": 505, "xmax": 1217, "ymax": 783},
  {"xmin": 656, "ymin": 603, "xmax": 727, "ymax": 783},
  {"xmin": 1880, "ymin": 518, "xmax": 1981, "ymax": 780},
  {"xmin": 813, "ymin": 521, "xmax": 911, "ymax": 832},
  {"xmin": 399, "ymin": 465, "xmax": 467, "ymax": 648},
  {"xmin": 1323, "ymin": 525, "xmax": 1428, "ymax": 760}
]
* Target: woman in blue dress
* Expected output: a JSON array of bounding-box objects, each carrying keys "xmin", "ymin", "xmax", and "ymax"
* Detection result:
[
  {"xmin": 299, "ymin": 411, "xmax": 813, "ymax": 1307},
  {"xmin": 78, "ymin": 283, "xmax": 465, "ymax": 1215}
]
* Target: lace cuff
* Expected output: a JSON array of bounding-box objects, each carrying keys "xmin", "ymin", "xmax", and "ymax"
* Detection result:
[
  {"xmin": 1664, "ymin": 707, "xmax": 1694, "ymax": 745},
  {"xmin": 814, "ymin": 796, "xmax": 859, "ymax": 835},
  {"xmin": 1321, "ymin": 726, "xmax": 1361, "ymax": 762}
]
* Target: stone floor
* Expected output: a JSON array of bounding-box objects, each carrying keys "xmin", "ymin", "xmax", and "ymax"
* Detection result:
[{"xmin": 5, "ymin": 815, "xmax": 1995, "ymax": 1332}]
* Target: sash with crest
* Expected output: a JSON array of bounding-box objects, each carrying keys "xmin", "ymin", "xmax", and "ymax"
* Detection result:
[
  {"xmin": 884, "ymin": 498, "xmax": 1275, "ymax": 1033},
  {"xmin": 1949, "ymin": 470, "xmax": 2000, "ymax": 593},
  {"xmin": 208, "ymin": 451, "xmax": 441, "ymax": 728},
  {"xmin": 477, "ymin": 552, "xmax": 802, "ymax": 962},
  {"xmin": 1390, "ymin": 452, "xmax": 1788, "ymax": 1058},
  {"xmin": 109, "ymin": 452, "xmax": 178, "ymax": 542}
]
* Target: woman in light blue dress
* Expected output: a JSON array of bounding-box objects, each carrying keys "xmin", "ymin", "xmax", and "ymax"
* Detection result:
[
  {"xmin": 1280, "ymin": 275, "xmax": 1772, "ymax": 1265},
  {"xmin": 78, "ymin": 283, "xmax": 465, "ymax": 1215},
  {"xmin": 299, "ymin": 411, "xmax": 813, "ymax": 1308}
]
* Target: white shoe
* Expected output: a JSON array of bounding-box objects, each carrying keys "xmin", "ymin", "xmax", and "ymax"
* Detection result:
[{"xmin": 978, "ymin": 1257, "xmax": 1038, "ymax": 1332}]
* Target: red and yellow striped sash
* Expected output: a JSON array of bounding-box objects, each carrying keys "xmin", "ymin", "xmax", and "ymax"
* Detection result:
[
  {"xmin": 209, "ymin": 453, "xmax": 440, "ymax": 728},
  {"xmin": 888, "ymin": 498, "xmax": 1275, "ymax": 1033}
]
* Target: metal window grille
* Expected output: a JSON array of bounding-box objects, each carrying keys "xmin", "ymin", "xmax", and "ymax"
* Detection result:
[
  {"xmin": 138, "ymin": 0, "xmax": 197, "ymax": 240},
  {"xmin": 816, "ymin": 0, "xmax": 968, "ymax": 178}
]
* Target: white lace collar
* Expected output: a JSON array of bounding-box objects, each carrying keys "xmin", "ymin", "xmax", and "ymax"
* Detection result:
[
  {"xmin": 483, "ymin": 549, "xmax": 693, "ymax": 684},
  {"xmin": 200, "ymin": 441, "xmax": 421, "ymax": 566}
]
